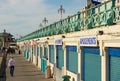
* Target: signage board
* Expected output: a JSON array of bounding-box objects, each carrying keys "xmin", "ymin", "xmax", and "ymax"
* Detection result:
[
  {"xmin": 80, "ymin": 36, "xmax": 97, "ymax": 46},
  {"xmin": 55, "ymin": 38, "xmax": 62, "ymax": 45}
]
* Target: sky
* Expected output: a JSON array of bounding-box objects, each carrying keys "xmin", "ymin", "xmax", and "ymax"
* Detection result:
[{"xmin": 0, "ymin": 0, "xmax": 101, "ymax": 39}]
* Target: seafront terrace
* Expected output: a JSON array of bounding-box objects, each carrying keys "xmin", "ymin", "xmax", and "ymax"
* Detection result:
[{"xmin": 0, "ymin": 54, "xmax": 54, "ymax": 81}]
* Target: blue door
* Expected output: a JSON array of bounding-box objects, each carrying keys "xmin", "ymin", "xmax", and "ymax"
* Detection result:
[
  {"xmin": 56, "ymin": 45, "xmax": 64, "ymax": 81},
  {"xmin": 44, "ymin": 47, "xmax": 48, "ymax": 59},
  {"xmin": 25, "ymin": 50, "xmax": 28, "ymax": 59},
  {"xmin": 66, "ymin": 46, "xmax": 78, "ymax": 74},
  {"xmin": 56, "ymin": 45, "xmax": 64, "ymax": 69},
  {"xmin": 41, "ymin": 58, "xmax": 47, "ymax": 74},
  {"xmin": 108, "ymin": 48, "xmax": 120, "ymax": 81},
  {"xmin": 27, "ymin": 51, "xmax": 29, "ymax": 59},
  {"xmin": 49, "ymin": 45, "xmax": 54, "ymax": 64},
  {"xmin": 83, "ymin": 47, "xmax": 101, "ymax": 81},
  {"xmin": 40, "ymin": 47, "xmax": 43, "ymax": 58},
  {"xmin": 40, "ymin": 47, "xmax": 43, "ymax": 70}
]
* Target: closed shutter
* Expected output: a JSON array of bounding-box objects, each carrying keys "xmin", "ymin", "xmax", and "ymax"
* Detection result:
[
  {"xmin": 44, "ymin": 47, "xmax": 48, "ymax": 58},
  {"xmin": 83, "ymin": 47, "xmax": 101, "ymax": 81},
  {"xmin": 41, "ymin": 58, "xmax": 47, "ymax": 74},
  {"xmin": 27, "ymin": 46, "xmax": 31, "ymax": 59},
  {"xmin": 108, "ymin": 48, "xmax": 120, "ymax": 81},
  {"xmin": 66, "ymin": 46, "xmax": 78, "ymax": 74},
  {"xmin": 27, "ymin": 51, "xmax": 29, "ymax": 59},
  {"xmin": 40, "ymin": 47, "xmax": 43, "ymax": 58},
  {"xmin": 25, "ymin": 50, "xmax": 28, "ymax": 59},
  {"xmin": 49, "ymin": 45, "xmax": 54, "ymax": 64},
  {"xmin": 56, "ymin": 45, "xmax": 64, "ymax": 69}
]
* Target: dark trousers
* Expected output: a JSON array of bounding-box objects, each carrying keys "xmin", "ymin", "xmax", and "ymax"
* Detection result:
[{"xmin": 10, "ymin": 66, "xmax": 14, "ymax": 76}]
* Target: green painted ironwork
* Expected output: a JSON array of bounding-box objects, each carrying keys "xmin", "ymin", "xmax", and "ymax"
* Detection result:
[{"xmin": 18, "ymin": 0, "xmax": 119, "ymax": 42}]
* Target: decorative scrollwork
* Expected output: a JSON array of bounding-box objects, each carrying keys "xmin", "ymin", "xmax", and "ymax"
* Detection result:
[
  {"xmin": 102, "ymin": 13, "xmax": 106, "ymax": 21},
  {"xmin": 96, "ymin": 15, "xmax": 100, "ymax": 23}
]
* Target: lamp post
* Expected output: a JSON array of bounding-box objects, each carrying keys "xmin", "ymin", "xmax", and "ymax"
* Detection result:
[
  {"xmin": 58, "ymin": 0, "xmax": 65, "ymax": 19},
  {"xmin": 39, "ymin": 23, "xmax": 43, "ymax": 29},
  {"xmin": 42, "ymin": 17, "xmax": 48, "ymax": 27}
]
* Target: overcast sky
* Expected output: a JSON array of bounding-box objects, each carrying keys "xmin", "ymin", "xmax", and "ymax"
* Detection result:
[{"xmin": 0, "ymin": 0, "xmax": 101, "ymax": 38}]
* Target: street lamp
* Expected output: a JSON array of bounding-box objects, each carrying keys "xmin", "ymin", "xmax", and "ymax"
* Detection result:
[
  {"xmin": 58, "ymin": 0, "xmax": 65, "ymax": 19},
  {"xmin": 42, "ymin": 17, "xmax": 48, "ymax": 27},
  {"xmin": 39, "ymin": 23, "xmax": 43, "ymax": 29}
]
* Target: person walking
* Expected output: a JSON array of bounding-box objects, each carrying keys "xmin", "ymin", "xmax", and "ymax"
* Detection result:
[{"xmin": 8, "ymin": 57, "xmax": 15, "ymax": 76}]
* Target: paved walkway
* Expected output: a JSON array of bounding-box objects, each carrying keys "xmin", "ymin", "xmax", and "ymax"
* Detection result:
[{"xmin": 5, "ymin": 54, "xmax": 54, "ymax": 81}]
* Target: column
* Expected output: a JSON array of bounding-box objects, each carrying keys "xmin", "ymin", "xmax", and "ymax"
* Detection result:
[{"xmin": 100, "ymin": 40, "xmax": 108, "ymax": 81}]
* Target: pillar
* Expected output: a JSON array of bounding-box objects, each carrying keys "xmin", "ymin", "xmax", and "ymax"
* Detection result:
[{"xmin": 100, "ymin": 40, "xmax": 108, "ymax": 81}]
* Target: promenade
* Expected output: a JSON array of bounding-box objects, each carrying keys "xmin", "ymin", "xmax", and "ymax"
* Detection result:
[{"xmin": 1, "ymin": 54, "xmax": 54, "ymax": 81}]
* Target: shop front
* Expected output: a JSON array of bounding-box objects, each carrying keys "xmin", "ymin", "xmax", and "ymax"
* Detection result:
[{"xmin": 80, "ymin": 36, "xmax": 101, "ymax": 81}]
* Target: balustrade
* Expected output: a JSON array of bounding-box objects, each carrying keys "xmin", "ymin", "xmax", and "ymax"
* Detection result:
[{"xmin": 19, "ymin": 0, "xmax": 120, "ymax": 42}]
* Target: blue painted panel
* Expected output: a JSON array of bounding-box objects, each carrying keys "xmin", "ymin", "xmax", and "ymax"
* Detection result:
[
  {"xmin": 109, "ymin": 48, "xmax": 120, "ymax": 81},
  {"xmin": 45, "ymin": 47, "xmax": 48, "ymax": 58},
  {"xmin": 83, "ymin": 47, "xmax": 101, "ymax": 81},
  {"xmin": 25, "ymin": 50, "xmax": 28, "ymax": 59},
  {"xmin": 66, "ymin": 46, "xmax": 78, "ymax": 74},
  {"xmin": 83, "ymin": 47, "xmax": 100, "ymax": 54},
  {"xmin": 49, "ymin": 45, "xmax": 54, "ymax": 64},
  {"xmin": 66, "ymin": 46, "xmax": 77, "ymax": 51},
  {"xmin": 56, "ymin": 45, "xmax": 64, "ymax": 69},
  {"xmin": 49, "ymin": 45, "xmax": 54, "ymax": 49},
  {"xmin": 108, "ymin": 48, "xmax": 120, "ymax": 56},
  {"xmin": 27, "ymin": 51, "xmax": 29, "ymax": 59},
  {"xmin": 57, "ymin": 45, "xmax": 62, "ymax": 50},
  {"xmin": 41, "ymin": 58, "xmax": 47, "ymax": 74}
]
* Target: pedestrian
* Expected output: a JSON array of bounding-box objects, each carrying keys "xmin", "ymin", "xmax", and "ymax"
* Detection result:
[{"xmin": 8, "ymin": 57, "xmax": 15, "ymax": 77}]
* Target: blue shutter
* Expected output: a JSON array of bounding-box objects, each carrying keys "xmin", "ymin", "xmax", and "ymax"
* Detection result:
[
  {"xmin": 66, "ymin": 46, "xmax": 78, "ymax": 74},
  {"xmin": 27, "ymin": 51, "xmax": 29, "ymax": 59},
  {"xmin": 56, "ymin": 45, "xmax": 64, "ymax": 69},
  {"xmin": 45, "ymin": 47, "xmax": 48, "ymax": 58},
  {"xmin": 40, "ymin": 47, "xmax": 43, "ymax": 58},
  {"xmin": 49, "ymin": 45, "xmax": 54, "ymax": 64},
  {"xmin": 28, "ymin": 46, "xmax": 31, "ymax": 58},
  {"xmin": 83, "ymin": 47, "xmax": 101, "ymax": 81},
  {"xmin": 41, "ymin": 58, "xmax": 47, "ymax": 74},
  {"xmin": 25, "ymin": 50, "xmax": 28, "ymax": 59},
  {"xmin": 108, "ymin": 48, "xmax": 120, "ymax": 81}
]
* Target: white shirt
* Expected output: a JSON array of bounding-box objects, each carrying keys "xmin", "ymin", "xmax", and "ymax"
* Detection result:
[{"xmin": 8, "ymin": 58, "xmax": 15, "ymax": 67}]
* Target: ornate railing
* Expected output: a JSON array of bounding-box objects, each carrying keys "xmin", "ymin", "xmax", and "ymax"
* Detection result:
[{"xmin": 18, "ymin": 0, "xmax": 120, "ymax": 42}]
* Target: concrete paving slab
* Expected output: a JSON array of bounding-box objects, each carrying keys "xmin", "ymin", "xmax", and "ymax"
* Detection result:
[{"xmin": 5, "ymin": 54, "xmax": 54, "ymax": 81}]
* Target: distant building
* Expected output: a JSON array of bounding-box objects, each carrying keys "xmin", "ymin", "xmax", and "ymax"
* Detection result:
[
  {"xmin": 0, "ymin": 29, "xmax": 16, "ymax": 48},
  {"xmin": 87, "ymin": 0, "xmax": 101, "ymax": 8},
  {"xmin": 81, "ymin": 0, "xmax": 101, "ymax": 20}
]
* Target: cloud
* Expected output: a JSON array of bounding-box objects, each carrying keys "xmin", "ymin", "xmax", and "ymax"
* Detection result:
[{"xmin": 0, "ymin": 0, "xmax": 86, "ymax": 38}]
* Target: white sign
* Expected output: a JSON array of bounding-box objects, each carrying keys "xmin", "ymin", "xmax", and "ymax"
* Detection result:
[
  {"xmin": 55, "ymin": 38, "xmax": 62, "ymax": 45},
  {"xmin": 80, "ymin": 36, "xmax": 97, "ymax": 46}
]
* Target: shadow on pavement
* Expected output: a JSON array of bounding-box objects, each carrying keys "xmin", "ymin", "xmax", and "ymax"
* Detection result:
[{"xmin": 0, "ymin": 54, "xmax": 7, "ymax": 81}]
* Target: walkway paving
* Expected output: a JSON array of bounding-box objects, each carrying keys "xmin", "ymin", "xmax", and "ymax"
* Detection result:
[{"xmin": 5, "ymin": 54, "xmax": 54, "ymax": 81}]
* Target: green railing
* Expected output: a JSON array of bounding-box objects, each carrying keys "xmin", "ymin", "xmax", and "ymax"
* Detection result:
[{"xmin": 18, "ymin": 0, "xmax": 120, "ymax": 42}]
